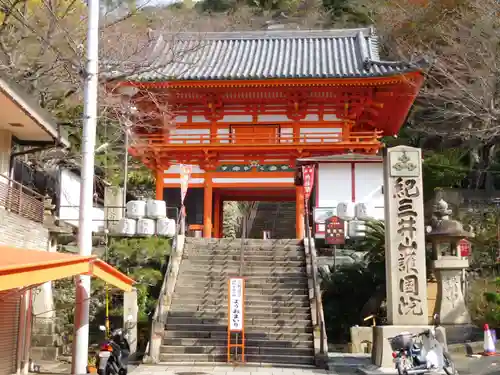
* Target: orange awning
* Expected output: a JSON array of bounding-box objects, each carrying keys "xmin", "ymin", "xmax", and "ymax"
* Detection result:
[{"xmin": 0, "ymin": 246, "xmax": 134, "ymax": 292}]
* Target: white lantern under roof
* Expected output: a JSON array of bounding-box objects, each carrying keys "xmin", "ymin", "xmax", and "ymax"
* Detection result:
[
  {"xmin": 337, "ymin": 202, "xmax": 354, "ymax": 220},
  {"xmin": 348, "ymin": 220, "xmax": 366, "ymax": 238},
  {"xmin": 355, "ymin": 202, "xmax": 375, "ymax": 220}
]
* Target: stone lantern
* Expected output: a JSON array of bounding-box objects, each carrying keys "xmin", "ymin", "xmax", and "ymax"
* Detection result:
[{"xmin": 426, "ymin": 199, "xmax": 473, "ymax": 326}]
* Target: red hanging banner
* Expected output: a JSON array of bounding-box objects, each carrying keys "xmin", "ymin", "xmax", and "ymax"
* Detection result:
[{"xmin": 302, "ymin": 165, "xmax": 315, "ymax": 203}]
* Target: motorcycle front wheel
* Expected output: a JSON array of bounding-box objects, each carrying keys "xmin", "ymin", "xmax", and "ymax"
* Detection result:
[
  {"xmin": 443, "ymin": 351, "xmax": 456, "ymax": 375},
  {"xmin": 97, "ymin": 364, "xmax": 114, "ymax": 375},
  {"xmin": 395, "ymin": 357, "xmax": 411, "ymax": 375},
  {"xmin": 395, "ymin": 362, "xmax": 406, "ymax": 375}
]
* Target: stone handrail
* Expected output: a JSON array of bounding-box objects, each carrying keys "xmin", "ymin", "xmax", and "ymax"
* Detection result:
[
  {"xmin": 145, "ymin": 215, "xmax": 186, "ymax": 363},
  {"xmin": 304, "ymin": 230, "xmax": 329, "ymax": 367}
]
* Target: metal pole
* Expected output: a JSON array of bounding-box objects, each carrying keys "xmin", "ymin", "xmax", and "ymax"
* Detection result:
[
  {"xmin": 72, "ymin": 0, "xmax": 99, "ymax": 371},
  {"xmin": 123, "ymin": 127, "xmax": 129, "ymax": 215},
  {"xmin": 333, "ymin": 245, "xmax": 337, "ymax": 272}
]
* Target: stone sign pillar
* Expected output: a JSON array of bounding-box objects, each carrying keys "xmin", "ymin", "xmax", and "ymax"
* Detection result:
[
  {"xmin": 368, "ymin": 146, "xmax": 439, "ymax": 371},
  {"xmin": 384, "ymin": 145, "xmax": 428, "ymax": 325},
  {"xmin": 123, "ymin": 288, "xmax": 138, "ymax": 357}
]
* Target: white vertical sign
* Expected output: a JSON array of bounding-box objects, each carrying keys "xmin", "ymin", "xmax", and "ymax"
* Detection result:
[{"xmin": 229, "ymin": 278, "xmax": 244, "ymax": 332}]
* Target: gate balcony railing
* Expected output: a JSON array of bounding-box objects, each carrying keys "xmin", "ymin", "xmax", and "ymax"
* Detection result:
[
  {"xmin": 0, "ymin": 175, "xmax": 45, "ymax": 223},
  {"xmin": 134, "ymin": 130, "xmax": 383, "ymax": 149}
]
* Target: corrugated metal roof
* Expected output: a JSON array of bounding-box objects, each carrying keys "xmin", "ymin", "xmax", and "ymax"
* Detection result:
[{"xmin": 112, "ymin": 28, "xmax": 425, "ymax": 82}]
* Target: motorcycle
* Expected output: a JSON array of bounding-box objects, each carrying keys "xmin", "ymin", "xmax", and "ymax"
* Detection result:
[
  {"xmin": 389, "ymin": 314, "xmax": 456, "ymax": 375},
  {"xmin": 96, "ymin": 326, "xmax": 130, "ymax": 375}
]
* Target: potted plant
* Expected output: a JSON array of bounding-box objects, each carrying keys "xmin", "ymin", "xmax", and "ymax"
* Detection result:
[{"xmin": 87, "ymin": 356, "xmax": 97, "ymax": 374}]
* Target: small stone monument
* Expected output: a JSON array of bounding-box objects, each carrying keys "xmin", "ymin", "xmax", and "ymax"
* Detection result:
[
  {"xmin": 427, "ymin": 199, "xmax": 473, "ymax": 327},
  {"xmin": 368, "ymin": 146, "xmax": 443, "ymax": 370}
]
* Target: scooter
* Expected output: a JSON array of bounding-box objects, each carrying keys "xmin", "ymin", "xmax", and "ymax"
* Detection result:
[
  {"xmin": 96, "ymin": 326, "xmax": 130, "ymax": 375},
  {"xmin": 389, "ymin": 314, "xmax": 456, "ymax": 375}
]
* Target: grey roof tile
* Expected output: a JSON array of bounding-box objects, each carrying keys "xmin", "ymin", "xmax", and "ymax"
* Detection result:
[{"xmin": 111, "ymin": 28, "xmax": 425, "ymax": 82}]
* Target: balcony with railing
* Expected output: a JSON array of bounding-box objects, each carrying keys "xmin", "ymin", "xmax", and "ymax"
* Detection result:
[
  {"xmin": 133, "ymin": 130, "xmax": 383, "ymax": 154},
  {"xmin": 0, "ymin": 175, "xmax": 45, "ymax": 223}
]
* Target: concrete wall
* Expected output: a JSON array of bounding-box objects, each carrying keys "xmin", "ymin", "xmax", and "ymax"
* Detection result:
[
  {"xmin": 0, "ymin": 208, "xmax": 53, "ymax": 318},
  {"xmin": 0, "ymin": 129, "xmax": 12, "ymax": 177},
  {"xmin": 0, "ymin": 208, "xmax": 49, "ymax": 250}
]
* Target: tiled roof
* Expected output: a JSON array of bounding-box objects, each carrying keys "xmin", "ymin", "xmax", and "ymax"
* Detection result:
[{"xmin": 114, "ymin": 28, "xmax": 425, "ymax": 82}]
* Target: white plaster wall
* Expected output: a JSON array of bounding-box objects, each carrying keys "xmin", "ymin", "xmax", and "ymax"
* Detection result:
[
  {"xmin": 324, "ymin": 114, "xmax": 339, "ymax": 121},
  {"xmin": 301, "ymin": 114, "xmax": 319, "ymax": 121},
  {"xmin": 174, "ymin": 116, "xmax": 187, "ymax": 123},
  {"xmin": 280, "ymin": 127, "xmax": 293, "ymax": 143},
  {"xmin": 218, "ymin": 128, "xmax": 230, "ymax": 144},
  {"xmin": 219, "ymin": 115, "xmax": 253, "ymax": 123},
  {"xmin": 164, "ymin": 177, "xmax": 205, "ymax": 184},
  {"xmin": 191, "ymin": 116, "xmax": 210, "ymax": 123},
  {"xmin": 170, "ymin": 128, "xmax": 210, "ymax": 144},
  {"xmin": 258, "ymin": 114, "xmax": 291, "ymax": 122},
  {"xmin": 58, "ymin": 169, "xmax": 105, "ymax": 232},
  {"xmin": 354, "ymin": 163, "xmax": 384, "ymax": 220},
  {"xmin": 164, "ymin": 165, "xmax": 205, "ymax": 174},
  {"xmin": 213, "ymin": 177, "xmax": 294, "ymax": 184},
  {"xmin": 299, "ymin": 127, "xmax": 341, "ymax": 143},
  {"xmin": 318, "ymin": 163, "xmax": 353, "ymax": 207}
]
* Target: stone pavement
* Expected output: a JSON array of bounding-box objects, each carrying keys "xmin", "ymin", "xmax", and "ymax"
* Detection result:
[{"xmin": 129, "ymin": 365, "xmax": 333, "ymax": 375}]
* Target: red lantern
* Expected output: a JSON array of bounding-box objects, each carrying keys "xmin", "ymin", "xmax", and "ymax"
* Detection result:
[{"xmin": 459, "ymin": 239, "xmax": 470, "ymax": 257}]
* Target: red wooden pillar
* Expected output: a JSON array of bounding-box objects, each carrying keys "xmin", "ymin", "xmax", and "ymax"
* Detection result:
[
  {"xmin": 213, "ymin": 191, "xmax": 221, "ymax": 238},
  {"xmin": 155, "ymin": 169, "xmax": 164, "ymax": 201},
  {"xmin": 296, "ymin": 185, "xmax": 305, "ymax": 240},
  {"xmin": 203, "ymin": 177, "xmax": 213, "ymax": 238}
]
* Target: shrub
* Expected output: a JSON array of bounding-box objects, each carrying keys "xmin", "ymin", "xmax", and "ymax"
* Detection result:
[{"xmin": 467, "ymin": 277, "xmax": 500, "ymax": 328}]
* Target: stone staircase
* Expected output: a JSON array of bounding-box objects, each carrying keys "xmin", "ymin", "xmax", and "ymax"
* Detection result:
[
  {"xmin": 249, "ymin": 202, "xmax": 296, "ymax": 239},
  {"xmin": 159, "ymin": 238, "xmax": 315, "ymax": 365}
]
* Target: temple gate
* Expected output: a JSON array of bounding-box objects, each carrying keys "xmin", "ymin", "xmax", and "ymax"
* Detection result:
[{"xmin": 110, "ymin": 28, "xmax": 426, "ymax": 238}]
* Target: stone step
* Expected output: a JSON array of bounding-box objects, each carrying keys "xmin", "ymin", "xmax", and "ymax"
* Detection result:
[
  {"xmin": 173, "ymin": 279, "xmax": 308, "ymax": 290},
  {"xmin": 166, "ymin": 310, "xmax": 311, "ymax": 320},
  {"xmin": 162, "ymin": 338, "xmax": 314, "ymax": 348},
  {"xmin": 172, "ymin": 287, "xmax": 309, "ymax": 298},
  {"xmin": 180, "ymin": 270, "xmax": 308, "ymax": 278},
  {"xmin": 169, "ymin": 305, "xmax": 311, "ymax": 314},
  {"xmin": 165, "ymin": 323, "xmax": 313, "ymax": 334},
  {"xmin": 182, "ymin": 260, "xmax": 306, "ymax": 273},
  {"xmin": 185, "ymin": 239, "xmax": 300, "ymax": 246},
  {"xmin": 184, "ymin": 258, "xmax": 305, "ymax": 267},
  {"xmin": 186, "ymin": 252, "xmax": 305, "ymax": 260},
  {"xmin": 169, "ymin": 298, "xmax": 310, "ymax": 308},
  {"xmin": 159, "ymin": 345, "xmax": 313, "ymax": 357},
  {"xmin": 186, "ymin": 242, "xmax": 302, "ymax": 249},
  {"xmin": 166, "ymin": 316, "xmax": 312, "ymax": 326},
  {"xmin": 174, "ymin": 280, "xmax": 309, "ymax": 291},
  {"xmin": 163, "ymin": 329, "xmax": 313, "ymax": 341},
  {"xmin": 158, "ymin": 352, "xmax": 314, "ymax": 365},
  {"xmin": 184, "ymin": 252, "xmax": 305, "ymax": 260},
  {"xmin": 185, "ymin": 244, "xmax": 302, "ymax": 253}
]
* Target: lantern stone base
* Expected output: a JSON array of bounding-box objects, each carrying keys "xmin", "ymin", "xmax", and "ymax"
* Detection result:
[{"xmin": 367, "ymin": 325, "xmax": 448, "ymax": 370}]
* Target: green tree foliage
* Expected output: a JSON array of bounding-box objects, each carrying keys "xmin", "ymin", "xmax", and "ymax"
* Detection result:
[
  {"xmin": 321, "ymin": 220, "xmax": 386, "ymax": 342},
  {"xmin": 422, "ymin": 149, "xmax": 468, "ymax": 199},
  {"xmin": 52, "ymin": 236, "xmax": 171, "ymax": 346},
  {"xmin": 102, "ymin": 236, "xmax": 172, "ymax": 321},
  {"xmin": 356, "ymin": 220, "xmax": 385, "ymax": 264},
  {"xmin": 462, "ymin": 210, "xmax": 500, "ymax": 268},
  {"xmin": 321, "ymin": 263, "xmax": 385, "ymax": 342},
  {"xmin": 468, "ymin": 277, "xmax": 500, "ymax": 328}
]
